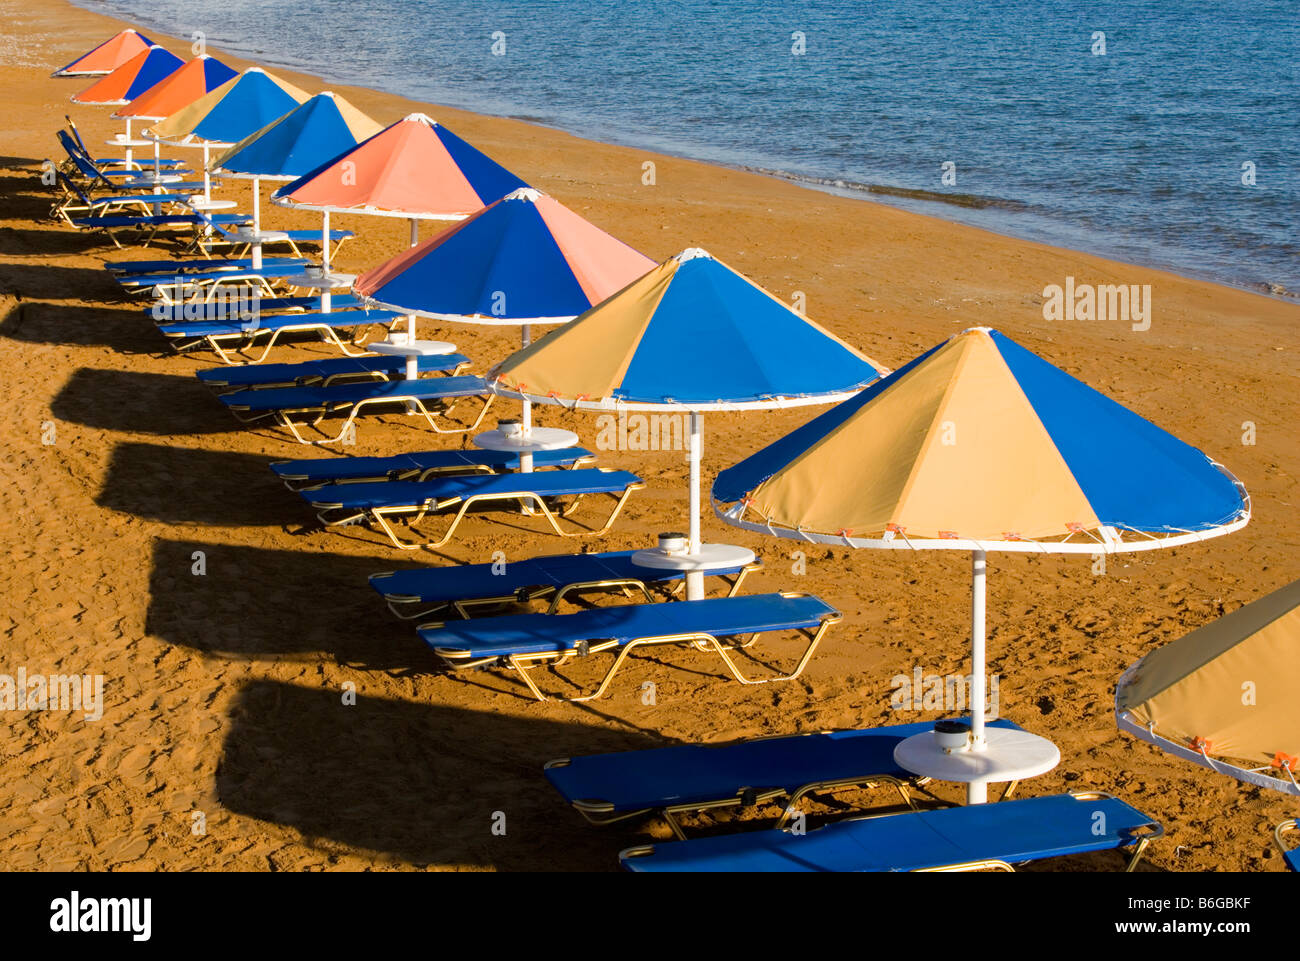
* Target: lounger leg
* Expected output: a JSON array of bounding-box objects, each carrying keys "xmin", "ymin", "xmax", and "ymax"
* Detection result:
[{"xmin": 706, "ymin": 618, "xmax": 837, "ymax": 685}]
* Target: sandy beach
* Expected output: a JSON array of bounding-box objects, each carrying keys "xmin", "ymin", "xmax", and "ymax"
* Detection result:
[{"xmin": 2, "ymin": 0, "xmax": 1297, "ymax": 872}]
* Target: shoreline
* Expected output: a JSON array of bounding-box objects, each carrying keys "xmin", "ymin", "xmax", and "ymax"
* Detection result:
[
  {"xmin": 2, "ymin": 0, "xmax": 1298, "ymax": 873},
  {"xmin": 64, "ymin": 0, "xmax": 1300, "ymax": 302}
]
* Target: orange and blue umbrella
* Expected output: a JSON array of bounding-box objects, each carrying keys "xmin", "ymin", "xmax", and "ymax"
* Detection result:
[
  {"xmin": 70, "ymin": 45, "xmax": 184, "ymax": 106},
  {"xmin": 114, "ymin": 55, "xmax": 238, "ymax": 122},
  {"xmin": 53, "ymin": 29, "xmax": 153, "ymax": 77}
]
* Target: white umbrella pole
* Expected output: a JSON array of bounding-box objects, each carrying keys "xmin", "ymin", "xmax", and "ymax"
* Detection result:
[
  {"xmin": 519, "ymin": 326, "xmax": 534, "ymax": 471},
  {"xmin": 124, "ymin": 118, "xmax": 133, "ymax": 166},
  {"xmin": 320, "ymin": 210, "xmax": 332, "ymax": 313},
  {"xmin": 251, "ymin": 176, "xmax": 262, "ymax": 269},
  {"xmin": 969, "ymin": 548, "xmax": 988, "ymax": 803},
  {"xmin": 686, "ymin": 411, "xmax": 705, "ymax": 600},
  {"xmin": 406, "ymin": 218, "xmax": 419, "ymax": 341},
  {"xmin": 202, "ymin": 142, "xmax": 211, "ymax": 201}
]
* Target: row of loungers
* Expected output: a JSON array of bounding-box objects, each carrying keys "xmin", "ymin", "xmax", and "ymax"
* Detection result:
[{"xmin": 544, "ymin": 723, "xmax": 1163, "ymax": 871}]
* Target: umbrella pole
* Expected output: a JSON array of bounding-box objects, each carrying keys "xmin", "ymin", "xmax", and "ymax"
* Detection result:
[
  {"xmin": 406, "ymin": 218, "xmax": 419, "ymax": 342},
  {"xmin": 124, "ymin": 118, "xmax": 133, "ymax": 166},
  {"xmin": 969, "ymin": 548, "xmax": 988, "ymax": 803},
  {"xmin": 251, "ymin": 176, "xmax": 262, "ymax": 270},
  {"xmin": 519, "ymin": 326, "xmax": 534, "ymax": 471},
  {"xmin": 202, "ymin": 142, "xmax": 211, "ymax": 201},
  {"xmin": 686, "ymin": 411, "xmax": 705, "ymax": 600},
  {"xmin": 320, "ymin": 210, "xmax": 332, "ymax": 313}
]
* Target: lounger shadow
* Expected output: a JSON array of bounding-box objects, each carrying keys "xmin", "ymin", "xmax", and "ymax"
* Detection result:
[
  {"xmin": 217, "ymin": 679, "xmax": 659, "ymax": 868},
  {"xmin": 51, "ymin": 367, "xmax": 245, "ymax": 435}
]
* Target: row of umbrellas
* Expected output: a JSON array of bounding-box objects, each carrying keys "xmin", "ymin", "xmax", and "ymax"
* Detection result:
[{"xmin": 59, "ymin": 32, "xmax": 1293, "ymax": 820}]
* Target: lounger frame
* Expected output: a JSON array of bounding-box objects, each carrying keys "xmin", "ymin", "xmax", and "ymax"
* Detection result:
[
  {"xmin": 164, "ymin": 312, "xmax": 396, "ymax": 364},
  {"xmin": 424, "ymin": 590, "xmax": 840, "ymax": 702},
  {"xmin": 313, "ymin": 465, "xmax": 640, "ymax": 548},
  {"xmin": 231, "ymin": 388, "xmax": 495, "ymax": 446},
  {"xmin": 1276, "ymin": 819, "xmax": 1297, "ymax": 871}
]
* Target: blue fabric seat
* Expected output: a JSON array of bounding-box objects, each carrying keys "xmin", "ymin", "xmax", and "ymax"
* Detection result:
[
  {"xmin": 195, "ymin": 352, "xmax": 471, "ymax": 391},
  {"xmin": 161, "ymin": 309, "xmax": 401, "ymax": 365},
  {"xmin": 274, "ymin": 445, "xmax": 593, "ymax": 489},
  {"xmin": 419, "ymin": 592, "xmax": 839, "ymax": 701},
  {"xmin": 369, "ymin": 545, "xmax": 754, "ymax": 619},
  {"xmin": 299, "ymin": 466, "xmax": 643, "ymax": 550},
  {"xmin": 143, "ymin": 294, "xmax": 362, "ymax": 319},
  {"xmin": 110, "ymin": 256, "xmax": 282, "ymax": 275},
  {"xmin": 218, "ymin": 374, "xmax": 494, "ymax": 444},
  {"xmin": 620, "ymin": 792, "xmax": 1163, "ymax": 872},
  {"xmin": 116, "ymin": 258, "xmax": 310, "ymax": 289},
  {"xmin": 545, "ymin": 718, "xmax": 1023, "ymax": 833}
]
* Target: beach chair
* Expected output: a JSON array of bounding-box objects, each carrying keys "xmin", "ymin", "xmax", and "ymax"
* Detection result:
[
  {"xmin": 122, "ymin": 260, "xmax": 316, "ymax": 304},
  {"xmin": 65, "ymin": 117, "xmax": 185, "ymax": 170},
  {"xmin": 219, "ymin": 375, "xmax": 496, "ymax": 444},
  {"xmin": 50, "ymin": 169, "xmax": 191, "ymax": 225},
  {"xmin": 195, "ymin": 352, "xmax": 472, "ymax": 392},
  {"xmin": 109, "ymin": 255, "xmax": 276, "ymax": 275},
  {"xmin": 546, "ymin": 718, "xmax": 1023, "ymax": 837},
  {"xmin": 418, "ymin": 591, "xmax": 839, "ymax": 701},
  {"xmin": 74, "ymin": 211, "xmax": 252, "ymax": 249},
  {"xmin": 302, "ymin": 467, "xmax": 643, "ymax": 548},
  {"xmin": 60, "ymin": 142, "xmax": 203, "ymax": 193},
  {"xmin": 1276, "ymin": 820, "xmax": 1299, "ymax": 872},
  {"xmin": 185, "ymin": 208, "xmax": 354, "ymax": 260},
  {"xmin": 160, "ymin": 308, "xmax": 400, "ymax": 363},
  {"xmin": 142, "ymin": 293, "xmax": 362, "ymax": 319},
  {"xmin": 619, "ymin": 791, "xmax": 1163, "ymax": 872},
  {"xmin": 274, "ymin": 446, "xmax": 593, "ymax": 492},
  {"xmin": 370, "ymin": 546, "xmax": 757, "ymax": 619}
]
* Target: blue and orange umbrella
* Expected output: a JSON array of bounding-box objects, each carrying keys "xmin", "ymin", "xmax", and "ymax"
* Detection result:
[
  {"xmin": 70, "ymin": 44, "xmax": 184, "ymax": 106},
  {"xmin": 52, "ymin": 29, "xmax": 153, "ymax": 77},
  {"xmin": 712, "ymin": 326, "xmax": 1250, "ymax": 800},
  {"xmin": 211, "ymin": 92, "xmax": 381, "ymax": 267}
]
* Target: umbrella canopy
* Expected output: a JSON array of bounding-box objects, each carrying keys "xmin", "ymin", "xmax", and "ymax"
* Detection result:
[
  {"xmin": 113, "ymin": 55, "xmax": 238, "ymax": 121},
  {"xmin": 1116, "ymin": 577, "xmax": 1300, "ymax": 796},
  {"xmin": 490, "ymin": 247, "xmax": 886, "ymax": 410},
  {"xmin": 355, "ymin": 187, "xmax": 655, "ymax": 324},
  {"xmin": 492, "ymin": 247, "xmax": 887, "ymax": 582},
  {"xmin": 211, "ymin": 92, "xmax": 381, "ymax": 180},
  {"xmin": 272, "ymin": 112, "xmax": 528, "ymax": 220},
  {"xmin": 70, "ymin": 45, "xmax": 184, "ymax": 106},
  {"xmin": 712, "ymin": 326, "xmax": 1249, "ymax": 801},
  {"xmin": 714, "ymin": 326, "xmax": 1248, "ymax": 548},
  {"xmin": 53, "ymin": 29, "xmax": 153, "ymax": 77},
  {"xmin": 145, "ymin": 67, "xmax": 309, "ymax": 146}
]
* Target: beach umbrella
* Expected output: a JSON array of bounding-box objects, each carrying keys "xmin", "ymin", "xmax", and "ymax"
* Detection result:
[
  {"xmin": 70, "ymin": 45, "xmax": 184, "ymax": 107},
  {"xmin": 144, "ymin": 67, "xmax": 310, "ymax": 199},
  {"xmin": 274, "ymin": 112, "xmax": 530, "ymax": 319},
  {"xmin": 1116, "ymin": 577, "xmax": 1299, "ymax": 798},
  {"xmin": 210, "ymin": 92, "xmax": 381, "ymax": 268},
  {"xmin": 354, "ymin": 186, "xmax": 656, "ymax": 437},
  {"xmin": 52, "ymin": 29, "xmax": 153, "ymax": 78},
  {"xmin": 711, "ymin": 325, "xmax": 1250, "ymax": 802},
  {"xmin": 490, "ymin": 247, "xmax": 887, "ymax": 577},
  {"xmin": 113, "ymin": 55, "xmax": 238, "ymax": 173},
  {"xmin": 70, "ymin": 45, "xmax": 186, "ymax": 168}
]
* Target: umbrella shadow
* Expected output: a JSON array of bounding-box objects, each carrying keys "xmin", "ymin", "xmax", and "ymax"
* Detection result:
[
  {"xmin": 98, "ymin": 442, "xmax": 289, "ymax": 527},
  {"xmin": 50, "ymin": 367, "xmax": 240, "ymax": 436},
  {"xmin": 145, "ymin": 537, "xmax": 432, "ymax": 672},
  {"xmin": 216, "ymin": 679, "xmax": 661, "ymax": 869}
]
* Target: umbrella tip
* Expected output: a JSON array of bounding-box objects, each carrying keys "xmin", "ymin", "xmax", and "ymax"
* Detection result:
[
  {"xmin": 503, "ymin": 187, "xmax": 543, "ymax": 203},
  {"xmin": 675, "ymin": 247, "xmax": 712, "ymax": 263},
  {"xmin": 403, "ymin": 112, "xmax": 437, "ymax": 126}
]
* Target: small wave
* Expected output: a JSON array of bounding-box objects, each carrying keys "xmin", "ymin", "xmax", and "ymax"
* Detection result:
[{"xmin": 739, "ymin": 166, "xmax": 1033, "ymax": 212}]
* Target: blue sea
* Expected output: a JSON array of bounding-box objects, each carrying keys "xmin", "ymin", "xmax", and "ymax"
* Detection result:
[{"xmin": 76, "ymin": 0, "xmax": 1300, "ymax": 293}]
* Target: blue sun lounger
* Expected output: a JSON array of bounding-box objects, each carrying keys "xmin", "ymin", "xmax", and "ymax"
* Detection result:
[
  {"xmin": 72, "ymin": 212, "xmax": 251, "ymax": 249},
  {"xmin": 620, "ymin": 791, "xmax": 1163, "ymax": 872},
  {"xmin": 115, "ymin": 257, "xmax": 310, "ymax": 291},
  {"xmin": 187, "ymin": 208, "xmax": 354, "ymax": 260},
  {"xmin": 160, "ymin": 308, "xmax": 400, "ymax": 364},
  {"xmin": 220, "ymin": 374, "xmax": 495, "ymax": 444},
  {"xmin": 418, "ymin": 592, "xmax": 839, "ymax": 701},
  {"xmin": 109, "ymin": 256, "xmax": 277, "ymax": 275},
  {"xmin": 274, "ymin": 445, "xmax": 594, "ymax": 491},
  {"xmin": 196, "ymin": 352, "xmax": 472, "ymax": 392},
  {"xmin": 546, "ymin": 718, "xmax": 1023, "ymax": 837},
  {"xmin": 370, "ymin": 546, "xmax": 757, "ymax": 619},
  {"xmin": 1277, "ymin": 821, "xmax": 1298, "ymax": 872},
  {"xmin": 144, "ymin": 294, "xmax": 363, "ymax": 320},
  {"xmin": 302, "ymin": 467, "xmax": 644, "ymax": 549},
  {"xmin": 58, "ymin": 132, "xmax": 194, "ymax": 182},
  {"xmin": 50, "ymin": 170, "xmax": 192, "ymax": 224},
  {"xmin": 60, "ymin": 126, "xmax": 186, "ymax": 173}
]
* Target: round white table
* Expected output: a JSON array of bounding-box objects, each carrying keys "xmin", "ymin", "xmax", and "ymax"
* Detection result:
[
  {"xmin": 474, "ymin": 426, "xmax": 579, "ymax": 473},
  {"xmin": 631, "ymin": 543, "xmax": 757, "ymax": 600},
  {"xmin": 369, "ymin": 338, "xmax": 458, "ymax": 380},
  {"xmin": 187, "ymin": 198, "xmax": 237, "ymax": 212},
  {"xmin": 893, "ymin": 726, "xmax": 1060, "ymax": 804},
  {"xmin": 283, "ymin": 272, "xmax": 356, "ymax": 312},
  {"xmin": 105, "ymin": 135, "xmax": 151, "ymax": 166}
]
